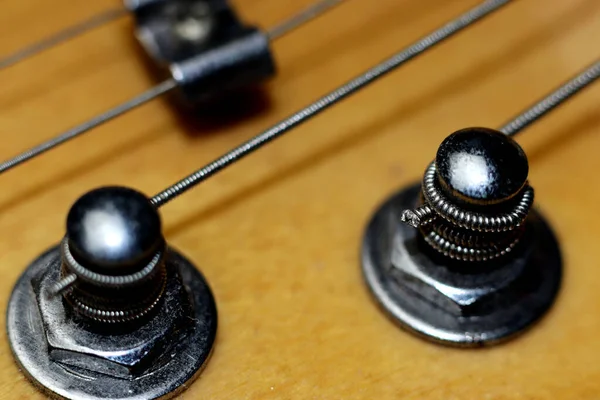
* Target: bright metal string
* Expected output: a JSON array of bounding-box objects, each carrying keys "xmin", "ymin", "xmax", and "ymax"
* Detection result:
[
  {"xmin": 150, "ymin": 0, "xmax": 513, "ymax": 208},
  {"xmin": 0, "ymin": 7, "xmax": 127, "ymax": 71},
  {"xmin": 0, "ymin": 0, "xmax": 346, "ymax": 175},
  {"xmin": 0, "ymin": 79, "xmax": 178, "ymax": 174},
  {"xmin": 499, "ymin": 58, "xmax": 600, "ymax": 136},
  {"xmin": 267, "ymin": 0, "xmax": 345, "ymax": 40}
]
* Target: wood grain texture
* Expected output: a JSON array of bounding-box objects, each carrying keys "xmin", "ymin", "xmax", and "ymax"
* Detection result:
[{"xmin": 0, "ymin": 0, "xmax": 599, "ymax": 398}]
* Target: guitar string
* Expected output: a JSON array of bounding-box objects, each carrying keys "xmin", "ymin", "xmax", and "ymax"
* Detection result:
[
  {"xmin": 149, "ymin": 0, "xmax": 513, "ymax": 208},
  {"xmin": 499, "ymin": 58, "xmax": 600, "ymax": 136},
  {"xmin": 0, "ymin": 7, "xmax": 127, "ymax": 71},
  {"xmin": 266, "ymin": 0, "xmax": 344, "ymax": 40},
  {"xmin": 0, "ymin": 0, "xmax": 347, "ymax": 175}
]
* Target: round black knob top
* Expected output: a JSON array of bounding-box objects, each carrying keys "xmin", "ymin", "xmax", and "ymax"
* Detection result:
[
  {"xmin": 66, "ymin": 186, "xmax": 163, "ymax": 275},
  {"xmin": 435, "ymin": 127, "xmax": 528, "ymax": 206}
]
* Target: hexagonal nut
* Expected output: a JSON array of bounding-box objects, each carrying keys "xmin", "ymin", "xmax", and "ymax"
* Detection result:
[
  {"xmin": 389, "ymin": 236, "xmax": 528, "ymax": 317},
  {"xmin": 33, "ymin": 265, "xmax": 186, "ymax": 379}
]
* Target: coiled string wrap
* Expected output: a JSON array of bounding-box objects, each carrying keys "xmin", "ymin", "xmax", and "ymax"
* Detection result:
[
  {"xmin": 56, "ymin": 237, "xmax": 167, "ymax": 324},
  {"xmin": 400, "ymin": 162, "xmax": 534, "ymax": 262}
]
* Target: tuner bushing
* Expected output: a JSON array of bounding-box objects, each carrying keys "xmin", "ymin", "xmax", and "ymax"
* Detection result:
[
  {"xmin": 7, "ymin": 186, "xmax": 217, "ymax": 399},
  {"xmin": 361, "ymin": 128, "xmax": 562, "ymax": 347}
]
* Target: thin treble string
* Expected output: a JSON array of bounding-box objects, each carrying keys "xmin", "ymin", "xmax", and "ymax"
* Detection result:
[
  {"xmin": 0, "ymin": 7, "xmax": 127, "ymax": 71},
  {"xmin": 267, "ymin": 0, "xmax": 345, "ymax": 40},
  {"xmin": 150, "ymin": 0, "xmax": 513, "ymax": 208},
  {"xmin": 0, "ymin": 79, "xmax": 179, "ymax": 174}
]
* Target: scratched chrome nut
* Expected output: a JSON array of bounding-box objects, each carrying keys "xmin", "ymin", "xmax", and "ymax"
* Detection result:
[
  {"xmin": 388, "ymin": 235, "xmax": 532, "ymax": 318},
  {"xmin": 33, "ymin": 253, "xmax": 187, "ymax": 379}
]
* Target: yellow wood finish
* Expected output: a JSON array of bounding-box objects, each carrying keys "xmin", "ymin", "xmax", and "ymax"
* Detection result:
[{"xmin": 0, "ymin": 0, "xmax": 599, "ymax": 398}]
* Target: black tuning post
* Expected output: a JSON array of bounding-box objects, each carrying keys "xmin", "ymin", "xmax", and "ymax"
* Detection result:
[
  {"xmin": 362, "ymin": 127, "xmax": 561, "ymax": 346},
  {"xmin": 435, "ymin": 127, "xmax": 529, "ymax": 207},
  {"xmin": 7, "ymin": 187, "xmax": 217, "ymax": 399},
  {"xmin": 362, "ymin": 59, "xmax": 600, "ymax": 347}
]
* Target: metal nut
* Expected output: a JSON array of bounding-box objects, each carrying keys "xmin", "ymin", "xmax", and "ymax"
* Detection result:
[
  {"xmin": 389, "ymin": 235, "xmax": 528, "ymax": 317},
  {"xmin": 34, "ymin": 257, "xmax": 186, "ymax": 379}
]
